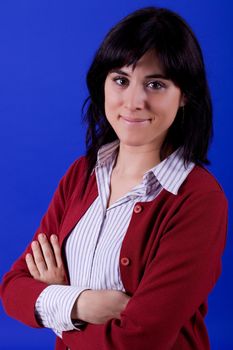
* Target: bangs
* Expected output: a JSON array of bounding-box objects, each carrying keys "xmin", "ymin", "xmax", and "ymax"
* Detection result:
[
  {"xmin": 95, "ymin": 7, "xmax": 202, "ymax": 89},
  {"xmin": 101, "ymin": 33, "xmax": 155, "ymax": 71},
  {"xmin": 100, "ymin": 37, "xmax": 172, "ymax": 80},
  {"xmin": 98, "ymin": 20, "xmax": 185, "ymax": 82}
]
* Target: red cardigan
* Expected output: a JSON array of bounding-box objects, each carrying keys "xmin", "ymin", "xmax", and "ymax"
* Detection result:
[{"xmin": 0, "ymin": 157, "xmax": 228, "ymax": 350}]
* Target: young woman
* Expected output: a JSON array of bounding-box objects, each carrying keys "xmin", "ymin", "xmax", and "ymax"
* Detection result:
[{"xmin": 1, "ymin": 7, "xmax": 228, "ymax": 350}]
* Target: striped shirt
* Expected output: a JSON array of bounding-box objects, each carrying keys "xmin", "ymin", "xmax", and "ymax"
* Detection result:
[{"xmin": 35, "ymin": 140, "xmax": 195, "ymax": 337}]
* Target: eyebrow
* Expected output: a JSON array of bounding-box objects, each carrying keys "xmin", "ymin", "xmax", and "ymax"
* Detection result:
[{"xmin": 109, "ymin": 69, "xmax": 169, "ymax": 80}]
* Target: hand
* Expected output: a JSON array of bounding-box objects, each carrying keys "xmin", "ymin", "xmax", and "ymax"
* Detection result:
[
  {"xmin": 72, "ymin": 290, "xmax": 130, "ymax": 324},
  {"xmin": 25, "ymin": 233, "xmax": 67, "ymax": 285}
]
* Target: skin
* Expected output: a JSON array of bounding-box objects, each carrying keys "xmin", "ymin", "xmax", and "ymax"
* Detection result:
[
  {"xmin": 26, "ymin": 50, "xmax": 184, "ymax": 325},
  {"xmin": 26, "ymin": 234, "xmax": 67, "ymax": 285},
  {"xmin": 105, "ymin": 50, "xmax": 185, "ymax": 175}
]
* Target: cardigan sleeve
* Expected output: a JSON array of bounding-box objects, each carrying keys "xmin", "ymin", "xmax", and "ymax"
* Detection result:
[
  {"xmin": 61, "ymin": 189, "xmax": 228, "ymax": 350},
  {"xmin": 0, "ymin": 157, "xmax": 84, "ymax": 328}
]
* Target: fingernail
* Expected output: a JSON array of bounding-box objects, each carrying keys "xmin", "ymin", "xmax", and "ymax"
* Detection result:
[
  {"xmin": 38, "ymin": 233, "xmax": 46, "ymax": 240},
  {"xmin": 31, "ymin": 241, "xmax": 38, "ymax": 248},
  {"xmin": 51, "ymin": 234, "xmax": 57, "ymax": 241}
]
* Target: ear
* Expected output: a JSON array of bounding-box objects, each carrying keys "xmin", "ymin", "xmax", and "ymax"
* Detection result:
[{"xmin": 179, "ymin": 94, "xmax": 187, "ymax": 107}]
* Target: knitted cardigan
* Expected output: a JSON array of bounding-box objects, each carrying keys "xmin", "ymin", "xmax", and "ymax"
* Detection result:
[{"xmin": 1, "ymin": 157, "xmax": 228, "ymax": 350}]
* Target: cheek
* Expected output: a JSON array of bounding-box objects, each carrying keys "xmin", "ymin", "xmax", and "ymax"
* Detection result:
[
  {"xmin": 104, "ymin": 92, "xmax": 121, "ymax": 116},
  {"xmin": 153, "ymin": 93, "xmax": 181, "ymax": 118}
]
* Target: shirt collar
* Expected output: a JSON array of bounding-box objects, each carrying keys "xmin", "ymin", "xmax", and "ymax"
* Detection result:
[
  {"xmin": 96, "ymin": 141, "xmax": 195, "ymax": 195},
  {"xmin": 143, "ymin": 148, "xmax": 195, "ymax": 195},
  {"xmin": 96, "ymin": 140, "xmax": 120, "ymax": 166}
]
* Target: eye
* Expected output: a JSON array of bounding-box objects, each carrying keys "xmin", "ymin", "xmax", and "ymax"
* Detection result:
[
  {"xmin": 146, "ymin": 81, "xmax": 165, "ymax": 90},
  {"xmin": 112, "ymin": 76, "xmax": 129, "ymax": 87}
]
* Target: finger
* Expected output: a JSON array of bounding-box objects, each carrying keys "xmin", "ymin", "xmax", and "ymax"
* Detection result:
[
  {"xmin": 25, "ymin": 253, "xmax": 40, "ymax": 279},
  {"xmin": 38, "ymin": 233, "xmax": 57, "ymax": 269},
  {"xmin": 50, "ymin": 235, "xmax": 63, "ymax": 267},
  {"xmin": 31, "ymin": 240, "xmax": 47, "ymax": 273}
]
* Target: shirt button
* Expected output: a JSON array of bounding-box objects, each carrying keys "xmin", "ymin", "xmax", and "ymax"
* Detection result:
[
  {"xmin": 134, "ymin": 204, "xmax": 143, "ymax": 213},
  {"xmin": 121, "ymin": 257, "xmax": 130, "ymax": 266}
]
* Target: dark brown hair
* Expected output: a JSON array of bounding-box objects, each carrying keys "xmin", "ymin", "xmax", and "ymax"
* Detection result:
[{"xmin": 81, "ymin": 7, "xmax": 213, "ymax": 195}]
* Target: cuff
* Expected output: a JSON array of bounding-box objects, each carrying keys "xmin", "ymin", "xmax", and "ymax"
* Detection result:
[{"xmin": 35, "ymin": 285, "xmax": 89, "ymax": 336}]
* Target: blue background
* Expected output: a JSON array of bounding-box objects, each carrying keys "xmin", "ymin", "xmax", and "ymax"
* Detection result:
[{"xmin": 0, "ymin": 1, "xmax": 232, "ymax": 349}]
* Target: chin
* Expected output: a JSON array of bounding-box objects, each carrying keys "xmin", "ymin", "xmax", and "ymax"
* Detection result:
[{"xmin": 119, "ymin": 138, "xmax": 149, "ymax": 147}]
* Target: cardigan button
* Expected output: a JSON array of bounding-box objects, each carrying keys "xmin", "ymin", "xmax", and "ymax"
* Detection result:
[
  {"xmin": 121, "ymin": 257, "xmax": 130, "ymax": 266},
  {"xmin": 134, "ymin": 204, "xmax": 143, "ymax": 213}
]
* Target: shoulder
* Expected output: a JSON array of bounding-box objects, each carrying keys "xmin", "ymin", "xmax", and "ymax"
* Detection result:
[
  {"xmin": 57, "ymin": 155, "xmax": 89, "ymax": 198},
  {"xmin": 157, "ymin": 165, "xmax": 228, "ymax": 235},
  {"xmin": 62, "ymin": 155, "xmax": 87, "ymax": 181},
  {"xmin": 66, "ymin": 155, "xmax": 88, "ymax": 175},
  {"xmin": 180, "ymin": 165, "xmax": 226, "ymax": 195},
  {"xmin": 173, "ymin": 165, "xmax": 228, "ymax": 216}
]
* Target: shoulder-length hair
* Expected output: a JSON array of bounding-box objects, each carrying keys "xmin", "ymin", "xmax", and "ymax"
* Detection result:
[{"xmin": 81, "ymin": 6, "xmax": 213, "ymax": 191}]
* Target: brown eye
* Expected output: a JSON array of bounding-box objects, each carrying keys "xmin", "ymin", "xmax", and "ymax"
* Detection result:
[
  {"xmin": 113, "ymin": 77, "xmax": 129, "ymax": 87},
  {"xmin": 147, "ymin": 81, "xmax": 165, "ymax": 90}
]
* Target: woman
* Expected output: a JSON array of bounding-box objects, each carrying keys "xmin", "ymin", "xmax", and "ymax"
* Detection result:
[{"xmin": 0, "ymin": 6, "xmax": 228, "ymax": 350}]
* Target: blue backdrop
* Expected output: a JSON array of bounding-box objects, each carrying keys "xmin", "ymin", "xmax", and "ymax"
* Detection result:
[{"xmin": 0, "ymin": 1, "xmax": 232, "ymax": 349}]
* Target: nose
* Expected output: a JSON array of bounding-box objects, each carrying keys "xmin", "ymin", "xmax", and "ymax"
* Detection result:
[{"xmin": 124, "ymin": 83, "xmax": 146, "ymax": 111}]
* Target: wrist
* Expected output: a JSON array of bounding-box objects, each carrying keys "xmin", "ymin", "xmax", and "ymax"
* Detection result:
[{"xmin": 71, "ymin": 289, "xmax": 90, "ymax": 321}]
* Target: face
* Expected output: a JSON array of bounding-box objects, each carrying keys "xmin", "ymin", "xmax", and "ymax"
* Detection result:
[{"xmin": 104, "ymin": 50, "xmax": 185, "ymax": 151}]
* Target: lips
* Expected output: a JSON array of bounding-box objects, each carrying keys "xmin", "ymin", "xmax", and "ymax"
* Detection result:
[{"xmin": 120, "ymin": 115, "xmax": 152, "ymax": 124}]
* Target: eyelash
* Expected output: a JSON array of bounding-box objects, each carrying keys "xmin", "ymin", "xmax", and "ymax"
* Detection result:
[
  {"xmin": 112, "ymin": 76, "xmax": 166, "ymax": 90},
  {"xmin": 147, "ymin": 81, "xmax": 165, "ymax": 90},
  {"xmin": 113, "ymin": 77, "xmax": 128, "ymax": 87}
]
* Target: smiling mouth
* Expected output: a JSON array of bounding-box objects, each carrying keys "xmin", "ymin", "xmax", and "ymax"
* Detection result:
[{"xmin": 120, "ymin": 115, "xmax": 152, "ymax": 124}]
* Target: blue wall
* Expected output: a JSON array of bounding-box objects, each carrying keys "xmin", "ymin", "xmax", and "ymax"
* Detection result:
[{"xmin": 0, "ymin": 1, "xmax": 232, "ymax": 349}]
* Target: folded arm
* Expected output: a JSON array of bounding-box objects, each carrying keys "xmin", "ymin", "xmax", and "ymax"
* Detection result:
[{"xmin": 25, "ymin": 233, "xmax": 130, "ymax": 336}]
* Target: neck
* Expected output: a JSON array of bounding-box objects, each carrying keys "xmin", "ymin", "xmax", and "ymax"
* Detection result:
[{"xmin": 113, "ymin": 143, "xmax": 161, "ymax": 179}]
